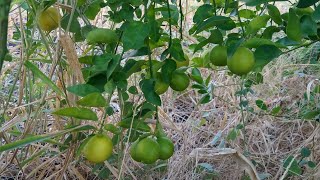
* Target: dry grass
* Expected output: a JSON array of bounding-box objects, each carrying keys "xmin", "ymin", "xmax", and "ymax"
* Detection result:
[{"xmin": 1, "ymin": 1, "xmax": 320, "ymax": 180}]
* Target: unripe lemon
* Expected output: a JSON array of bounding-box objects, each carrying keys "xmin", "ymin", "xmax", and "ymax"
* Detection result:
[
  {"xmin": 82, "ymin": 134, "xmax": 113, "ymax": 163},
  {"xmin": 134, "ymin": 137, "xmax": 160, "ymax": 164},
  {"xmin": 210, "ymin": 45, "xmax": 227, "ymax": 66},
  {"xmin": 170, "ymin": 72, "xmax": 190, "ymax": 91},
  {"xmin": 38, "ymin": 7, "xmax": 61, "ymax": 32},
  {"xmin": 227, "ymin": 47, "xmax": 255, "ymax": 76},
  {"xmin": 154, "ymin": 73, "xmax": 169, "ymax": 95},
  {"xmin": 86, "ymin": 28, "xmax": 118, "ymax": 44},
  {"xmin": 157, "ymin": 137, "xmax": 174, "ymax": 160}
]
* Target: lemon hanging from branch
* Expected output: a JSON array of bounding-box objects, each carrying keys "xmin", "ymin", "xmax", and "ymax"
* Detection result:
[{"xmin": 38, "ymin": 7, "xmax": 61, "ymax": 32}]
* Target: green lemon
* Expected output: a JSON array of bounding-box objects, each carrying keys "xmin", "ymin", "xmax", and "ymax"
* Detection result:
[
  {"xmin": 227, "ymin": 47, "xmax": 255, "ymax": 76},
  {"xmin": 210, "ymin": 45, "xmax": 227, "ymax": 66},
  {"xmin": 154, "ymin": 73, "xmax": 169, "ymax": 95},
  {"xmin": 130, "ymin": 140, "xmax": 141, "ymax": 162},
  {"xmin": 82, "ymin": 134, "xmax": 113, "ymax": 163},
  {"xmin": 135, "ymin": 137, "xmax": 160, "ymax": 164},
  {"xmin": 157, "ymin": 137, "xmax": 174, "ymax": 160},
  {"xmin": 38, "ymin": 7, "xmax": 61, "ymax": 32},
  {"xmin": 170, "ymin": 72, "xmax": 190, "ymax": 91},
  {"xmin": 86, "ymin": 28, "xmax": 118, "ymax": 44}
]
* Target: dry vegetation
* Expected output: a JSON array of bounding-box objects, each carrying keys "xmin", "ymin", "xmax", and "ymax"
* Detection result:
[{"xmin": 1, "ymin": 1, "xmax": 319, "ymax": 180}]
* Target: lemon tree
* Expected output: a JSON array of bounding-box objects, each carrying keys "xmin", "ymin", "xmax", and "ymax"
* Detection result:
[{"xmin": 1, "ymin": 0, "xmax": 320, "ymax": 179}]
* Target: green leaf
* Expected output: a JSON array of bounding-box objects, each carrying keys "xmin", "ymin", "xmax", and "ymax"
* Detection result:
[
  {"xmin": 246, "ymin": 15, "xmax": 270, "ymax": 35},
  {"xmin": 253, "ymin": 45, "xmax": 282, "ymax": 72},
  {"xmin": 104, "ymin": 124, "xmax": 120, "ymax": 134},
  {"xmin": 76, "ymin": 93, "xmax": 106, "ymax": 107},
  {"xmin": 123, "ymin": 59, "xmax": 145, "ymax": 78},
  {"xmin": 307, "ymin": 161, "xmax": 316, "ymax": 168},
  {"xmin": 312, "ymin": 5, "xmax": 320, "ymax": 22},
  {"xmin": 190, "ymin": 68, "xmax": 203, "ymax": 84},
  {"xmin": 287, "ymin": 8, "xmax": 302, "ymax": 42},
  {"xmin": 140, "ymin": 79, "xmax": 161, "ymax": 106},
  {"xmin": 67, "ymin": 84, "xmax": 101, "ymax": 97},
  {"xmin": 303, "ymin": 110, "xmax": 320, "ymax": 119},
  {"xmin": 52, "ymin": 107, "xmax": 98, "ymax": 121},
  {"xmin": 60, "ymin": 13, "xmax": 81, "ymax": 33},
  {"xmin": 193, "ymin": 4, "xmax": 214, "ymax": 24},
  {"xmin": 118, "ymin": 118, "xmax": 151, "ymax": 132},
  {"xmin": 0, "ymin": 125, "xmax": 95, "ymax": 152},
  {"xmin": 84, "ymin": 0, "xmax": 102, "ymax": 20},
  {"xmin": 200, "ymin": 94, "xmax": 211, "ymax": 104},
  {"xmin": 267, "ymin": 4, "xmax": 282, "ymax": 24},
  {"xmin": 263, "ymin": 26, "xmax": 281, "ymax": 39},
  {"xmin": 296, "ymin": 0, "xmax": 319, "ymax": 8},
  {"xmin": 24, "ymin": 61, "xmax": 64, "ymax": 97},
  {"xmin": 227, "ymin": 128, "xmax": 238, "ymax": 141},
  {"xmin": 122, "ymin": 21, "xmax": 150, "ymax": 50},
  {"xmin": 300, "ymin": 15, "xmax": 317, "ymax": 37},
  {"xmin": 238, "ymin": 9, "xmax": 255, "ymax": 19},
  {"xmin": 106, "ymin": 55, "xmax": 121, "ymax": 79},
  {"xmin": 208, "ymin": 29, "xmax": 223, "ymax": 44},
  {"xmin": 271, "ymin": 106, "xmax": 281, "ymax": 115},
  {"xmin": 161, "ymin": 59, "xmax": 177, "ymax": 84},
  {"xmin": 241, "ymin": 0, "xmax": 287, "ymax": 6},
  {"xmin": 128, "ymin": 86, "xmax": 138, "ymax": 94},
  {"xmin": 243, "ymin": 38, "xmax": 286, "ymax": 48},
  {"xmin": 195, "ymin": 16, "xmax": 236, "ymax": 34},
  {"xmin": 256, "ymin": 100, "xmax": 268, "ymax": 110},
  {"xmin": 170, "ymin": 39, "xmax": 185, "ymax": 61},
  {"xmin": 194, "ymin": 39, "xmax": 210, "ymax": 53},
  {"xmin": 300, "ymin": 147, "xmax": 311, "ymax": 157},
  {"xmin": 104, "ymin": 80, "xmax": 116, "ymax": 94},
  {"xmin": 283, "ymin": 156, "xmax": 302, "ymax": 175}
]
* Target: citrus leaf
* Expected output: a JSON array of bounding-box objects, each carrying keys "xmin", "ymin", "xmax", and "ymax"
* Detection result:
[
  {"xmin": 287, "ymin": 8, "xmax": 302, "ymax": 42},
  {"xmin": 169, "ymin": 39, "xmax": 185, "ymax": 61},
  {"xmin": 140, "ymin": 79, "xmax": 161, "ymax": 106},
  {"xmin": 296, "ymin": 0, "xmax": 319, "ymax": 8},
  {"xmin": 195, "ymin": 16, "xmax": 236, "ymax": 34},
  {"xmin": 161, "ymin": 59, "xmax": 177, "ymax": 84},
  {"xmin": 52, "ymin": 107, "xmax": 98, "ymax": 120},
  {"xmin": 67, "ymin": 84, "xmax": 101, "ymax": 97},
  {"xmin": 24, "ymin": 61, "xmax": 64, "ymax": 97},
  {"xmin": 263, "ymin": 26, "xmax": 281, "ymax": 39},
  {"xmin": 267, "ymin": 4, "xmax": 282, "ymax": 24},
  {"xmin": 300, "ymin": 15, "xmax": 317, "ymax": 37},
  {"xmin": 246, "ymin": 15, "xmax": 270, "ymax": 35},
  {"xmin": 193, "ymin": 4, "xmax": 214, "ymax": 24},
  {"xmin": 60, "ymin": 13, "xmax": 81, "ymax": 33},
  {"xmin": 243, "ymin": 38, "xmax": 286, "ymax": 48},
  {"xmin": 0, "ymin": 125, "xmax": 95, "ymax": 152},
  {"xmin": 122, "ymin": 21, "xmax": 150, "ymax": 50},
  {"xmin": 76, "ymin": 92, "xmax": 106, "ymax": 107},
  {"xmin": 84, "ymin": 0, "xmax": 101, "ymax": 20},
  {"xmin": 253, "ymin": 45, "xmax": 282, "ymax": 72},
  {"xmin": 238, "ymin": 9, "xmax": 255, "ymax": 19},
  {"xmin": 118, "ymin": 118, "xmax": 151, "ymax": 132}
]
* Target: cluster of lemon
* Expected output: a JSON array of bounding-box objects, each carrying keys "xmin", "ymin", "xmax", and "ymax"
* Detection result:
[
  {"xmin": 130, "ymin": 136, "xmax": 174, "ymax": 164},
  {"xmin": 205, "ymin": 45, "xmax": 255, "ymax": 76}
]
